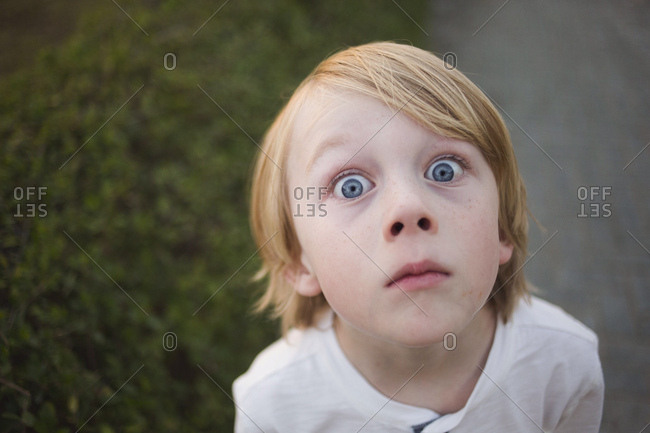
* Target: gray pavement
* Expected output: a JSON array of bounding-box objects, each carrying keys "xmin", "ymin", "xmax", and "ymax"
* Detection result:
[{"xmin": 426, "ymin": 1, "xmax": 650, "ymax": 432}]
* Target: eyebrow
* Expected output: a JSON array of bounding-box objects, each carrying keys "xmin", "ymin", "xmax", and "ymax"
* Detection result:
[{"xmin": 306, "ymin": 135, "xmax": 351, "ymax": 172}]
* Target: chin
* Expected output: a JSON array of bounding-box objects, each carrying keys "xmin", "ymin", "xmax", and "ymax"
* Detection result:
[{"xmin": 384, "ymin": 321, "xmax": 456, "ymax": 349}]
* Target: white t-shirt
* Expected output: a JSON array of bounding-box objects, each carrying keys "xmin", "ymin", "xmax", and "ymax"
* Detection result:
[{"xmin": 233, "ymin": 296, "xmax": 604, "ymax": 432}]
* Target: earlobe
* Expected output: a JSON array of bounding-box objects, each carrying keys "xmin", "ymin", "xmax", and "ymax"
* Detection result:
[
  {"xmin": 283, "ymin": 253, "xmax": 322, "ymax": 297},
  {"xmin": 498, "ymin": 239, "xmax": 514, "ymax": 265}
]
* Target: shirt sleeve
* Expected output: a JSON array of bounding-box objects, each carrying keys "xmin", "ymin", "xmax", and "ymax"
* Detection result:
[
  {"xmin": 234, "ymin": 405, "xmax": 271, "ymax": 433},
  {"xmin": 553, "ymin": 347, "xmax": 605, "ymax": 433},
  {"xmin": 233, "ymin": 376, "xmax": 272, "ymax": 433}
]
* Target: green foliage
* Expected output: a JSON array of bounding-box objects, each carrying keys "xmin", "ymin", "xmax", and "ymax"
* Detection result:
[{"xmin": 0, "ymin": 0, "xmax": 427, "ymax": 431}]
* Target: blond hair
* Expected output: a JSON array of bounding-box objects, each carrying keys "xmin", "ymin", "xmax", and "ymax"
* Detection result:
[{"xmin": 250, "ymin": 42, "xmax": 529, "ymax": 334}]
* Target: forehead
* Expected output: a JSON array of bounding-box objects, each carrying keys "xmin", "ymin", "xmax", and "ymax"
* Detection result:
[
  {"xmin": 281, "ymin": 85, "xmax": 502, "ymax": 191},
  {"xmin": 286, "ymin": 87, "xmax": 407, "ymax": 170},
  {"xmin": 289, "ymin": 86, "xmax": 363, "ymax": 144}
]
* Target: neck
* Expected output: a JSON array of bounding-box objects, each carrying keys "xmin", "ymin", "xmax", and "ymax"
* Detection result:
[{"xmin": 334, "ymin": 304, "xmax": 497, "ymax": 413}]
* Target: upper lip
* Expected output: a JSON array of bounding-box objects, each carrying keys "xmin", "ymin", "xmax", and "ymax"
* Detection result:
[{"xmin": 386, "ymin": 260, "xmax": 450, "ymax": 287}]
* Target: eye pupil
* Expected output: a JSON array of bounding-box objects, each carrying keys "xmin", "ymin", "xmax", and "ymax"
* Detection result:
[
  {"xmin": 342, "ymin": 178, "xmax": 363, "ymax": 198},
  {"xmin": 433, "ymin": 162, "xmax": 454, "ymax": 182}
]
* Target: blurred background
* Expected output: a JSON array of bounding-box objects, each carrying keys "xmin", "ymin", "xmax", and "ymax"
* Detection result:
[
  {"xmin": 426, "ymin": 1, "xmax": 650, "ymax": 432},
  {"xmin": 0, "ymin": 1, "xmax": 429, "ymax": 431},
  {"xmin": 0, "ymin": 0, "xmax": 647, "ymax": 432}
]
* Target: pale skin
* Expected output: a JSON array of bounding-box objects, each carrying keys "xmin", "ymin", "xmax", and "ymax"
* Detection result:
[{"xmin": 285, "ymin": 87, "xmax": 513, "ymax": 414}]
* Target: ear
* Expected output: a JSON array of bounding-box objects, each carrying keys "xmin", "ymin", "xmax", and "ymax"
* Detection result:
[
  {"xmin": 283, "ymin": 252, "xmax": 322, "ymax": 297},
  {"xmin": 498, "ymin": 238, "xmax": 514, "ymax": 265}
]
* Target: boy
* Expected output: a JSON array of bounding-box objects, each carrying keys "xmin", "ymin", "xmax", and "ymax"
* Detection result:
[{"xmin": 233, "ymin": 42, "xmax": 604, "ymax": 432}]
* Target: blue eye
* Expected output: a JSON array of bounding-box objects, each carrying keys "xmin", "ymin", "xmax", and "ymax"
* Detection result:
[
  {"xmin": 425, "ymin": 159, "xmax": 464, "ymax": 182},
  {"xmin": 333, "ymin": 174, "xmax": 373, "ymax": 199}
]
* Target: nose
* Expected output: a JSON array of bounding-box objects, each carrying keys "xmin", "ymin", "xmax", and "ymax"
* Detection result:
[
  {"xmin": 389, "ymin": 217, "xmax": 432, "ymax": 236},
  {"xmin": 382, "ymin": 181, "xmax": 437, "ymax": 241}
]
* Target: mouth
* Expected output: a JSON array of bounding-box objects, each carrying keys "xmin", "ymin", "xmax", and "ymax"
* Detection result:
[{"xmin": 386, "ymin": 260, "xmax": 450, "ymax": 291}]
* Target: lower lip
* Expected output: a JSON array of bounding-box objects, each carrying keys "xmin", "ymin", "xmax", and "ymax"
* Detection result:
[{"xmin": 389, "ymin": 271, "xmax": 449, "ymax": 292}]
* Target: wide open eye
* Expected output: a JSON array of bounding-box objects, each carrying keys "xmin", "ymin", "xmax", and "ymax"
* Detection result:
[
  {"xmin": 425, "ymin": 159, "xmax": 464, "ymax": 183},
  {"xmin": 332, "ymin": 174, "xmax": 373, "ymax": 199}
]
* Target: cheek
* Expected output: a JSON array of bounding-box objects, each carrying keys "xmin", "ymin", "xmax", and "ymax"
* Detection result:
[
  {"xmin": 296, "ymin": 222, "xmax": 375, "ymax": 307},
  {"xmin": 294, "ymin": 217, "xmax": 347, "ymax": 278},
  {"xmin": 457, "ymin": 197, "xmax": 502, "ymax": 284},
  {"xmin": 307, "ymin": 237, "xmax": 368, "ymax": 315}
]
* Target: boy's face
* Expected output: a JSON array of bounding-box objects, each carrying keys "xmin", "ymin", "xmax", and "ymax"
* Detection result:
[{"xmin": 285, "ymin": 88, "xmax": 513, "ymax": 347}]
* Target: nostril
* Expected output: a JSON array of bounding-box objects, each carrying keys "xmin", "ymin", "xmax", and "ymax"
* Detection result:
[
  {"xmin": 418, "ymin": 218, "xmax": 431, "ymax": 231},
  {"xmin": 391, "ymin": 222, "xmax": 404, "ymax": 236}
]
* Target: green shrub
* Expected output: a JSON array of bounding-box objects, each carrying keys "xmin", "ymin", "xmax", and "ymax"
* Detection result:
[{"xmin": 0, "ymin": 1, "xmax": 427, "ymax": 430}]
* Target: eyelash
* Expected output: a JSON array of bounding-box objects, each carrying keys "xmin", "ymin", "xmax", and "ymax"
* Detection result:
[
  {"xmin": 432, "ymin": 154, "xmax": 470, "ymax": 171},
  {"xmin": 326, "ymin": 170, "xmax": 364, "ymax": 195},
  {"xmin": 325, "ymin": 154, "xmax": 470, "ymax": 197}
]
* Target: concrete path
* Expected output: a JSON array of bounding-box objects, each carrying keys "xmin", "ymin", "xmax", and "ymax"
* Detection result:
[{"xmin": 426, "ymin": 1, "xmax": 650, "ymax": 431}]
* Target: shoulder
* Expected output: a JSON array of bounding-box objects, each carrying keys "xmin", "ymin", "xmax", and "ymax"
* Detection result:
[
  {"xmin": 233, "ymin": 326, "xmax": 321, "ymax": 402},
  {"xmin": 232, "ymin": 324, "xmax": 333, "ymax": 430},
  {"xmin": 506, "ymin": 295, "xmax": 603, "ymax": 390},
  {"xmin": 462, "ymin": 297, "xmax": 603, "ymax": 431},
  {"xmin": 511, "ymin": 295, "xmax": 598, "ymax": 345}
]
